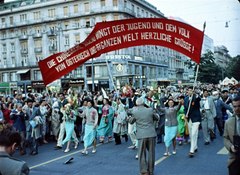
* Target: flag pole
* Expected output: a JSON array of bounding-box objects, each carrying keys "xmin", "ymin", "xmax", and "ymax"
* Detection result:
[
  {"xmin": 185, "ymin": 21, "xmax": 206, "ymax": 120},
  {"xmin": 105, "ymin": 57, "xmax": 117, "ymax": 93}
]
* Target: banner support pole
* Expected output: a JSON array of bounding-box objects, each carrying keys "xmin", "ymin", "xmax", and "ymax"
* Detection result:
[{"xmin": 185, "ymin": 21, "xmax": 205, "ymax": 118}]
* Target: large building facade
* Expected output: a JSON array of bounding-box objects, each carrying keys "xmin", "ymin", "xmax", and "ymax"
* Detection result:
[
  {"xmin": 0, "ymin": 0, "xmax": 189, "ymax": 94},
  {"xmin": 214, "ymin": 45, "xmax": 231, "ymax": 69}
]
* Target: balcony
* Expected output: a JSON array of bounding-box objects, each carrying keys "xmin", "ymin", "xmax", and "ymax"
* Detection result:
[
  {"xmin": 1, "ymin": 35, "xmax": 7, "ymax": 40},
  {"xmin": 1, "ymin": 23, "xmax": 7, "ymax": 28},
  {"xmin": 49, "ymin": 45, "xmax": 57, "ymax": 51},
  {"xmin": 19, "ymin": 34, "xmax": 28, "ymax": 40},
  {"xmin": 20, "ymin": 20, "xmax": 29, "ymax": 25},
  {"xmin": 34, "ymin": 47, "xmax": 42, "ymax": 53},
  {"xmin": 0, "ymin": 62, "xmax": 38, "ymax": 70},
  {"xmin": 20, "ymin": 49, "xmax": 28, "ymax": 54},
  {"xmin": 47, "ymin": 30, "xmax": 57, "ymax": 36},
  {"xmin": 32, "ymin": 32, "xmax": 42, "ymax": 38},
  {"xmin": 72, "ymin": 23, "xmax": 80, "ymax": 29},
  {"xmin": 176, "ymin": 68, "xmax": 184, "ymax": 73}
]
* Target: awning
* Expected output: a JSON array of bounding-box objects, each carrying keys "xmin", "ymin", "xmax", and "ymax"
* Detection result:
[{"xmin": 16, "ymin": 69, "xmax": 29, "ymax": 74}]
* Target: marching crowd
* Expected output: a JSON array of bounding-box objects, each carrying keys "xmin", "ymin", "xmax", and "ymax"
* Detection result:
[{"xmin": 0, "ymin": 84, "xmax": 240, "ymax": 175}]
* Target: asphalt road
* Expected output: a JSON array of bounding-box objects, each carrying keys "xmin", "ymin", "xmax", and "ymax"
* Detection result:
[{"xmin": 13, "ymin": 129, "xmax": 229, "ymax": 175}]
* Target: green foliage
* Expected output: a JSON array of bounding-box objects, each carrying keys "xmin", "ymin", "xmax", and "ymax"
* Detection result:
[
  {"xmin": 225, "ymin": 55, "xmax": 240, "ymax": 81},
  {"xmin": 185, "ymin": 50, "xmax": 222, "ymax": 84}
]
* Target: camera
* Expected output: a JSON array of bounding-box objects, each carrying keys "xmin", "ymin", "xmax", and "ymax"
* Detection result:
[{"xmin": 233, "ymin": 135, "xmax": 240, "ymax": 151}]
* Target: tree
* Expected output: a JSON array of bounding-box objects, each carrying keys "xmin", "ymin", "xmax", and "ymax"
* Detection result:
[
  {"xmin": 184, "ymin": 50, "xmax": 222, "ymax": 84},
  {"xmin": 225, "ymin": 55, "xmax": 240, "ymax": 81}
]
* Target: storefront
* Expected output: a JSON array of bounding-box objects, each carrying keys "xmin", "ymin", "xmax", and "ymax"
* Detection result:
[
  {"xmin": 98, "ymin": 80, "xmax": 109, "ymax": 91},
  {"xmin": 69, "ymin": 78, "xmax": 85, "ymax": 92},
  {"xmin": 9, "ymin": 82, "xmax": 17, "ymax": 95},
  {"xmin": 31, "ymin": 81, "xmax": 45, "ymax": 93},
  {"xmin": 0, "ymin": 83, "xmax": 10, "ymax": 95},
  {"xmin": 47, "ymin": 79, "xmax": 61, "ymax": 93},
  {"xmin": 17, "ymin": 81, "xmax": 32, "ymax": 96}
]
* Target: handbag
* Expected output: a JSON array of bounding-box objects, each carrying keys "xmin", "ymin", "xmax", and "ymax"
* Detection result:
[{"xmin": 29, "ymin": 120, "xmax": 37, "ymax": 128}]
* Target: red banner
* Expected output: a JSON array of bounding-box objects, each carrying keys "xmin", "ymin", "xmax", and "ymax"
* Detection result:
[{"xmin": 39, "ymin": 18, "xmax": 204, "ymax": 85}]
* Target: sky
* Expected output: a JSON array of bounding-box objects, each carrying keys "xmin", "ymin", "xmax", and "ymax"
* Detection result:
[{"xmin": 147, "ymin": 0, "xmax": 240, "ymax": 57}]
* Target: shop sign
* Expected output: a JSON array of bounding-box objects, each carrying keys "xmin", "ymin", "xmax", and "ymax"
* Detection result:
[
  {"xmin": 134, "ymin": 56, "xmax": 143, "ymax": 61},
  {"xmin": 69, "ymin": 78, "xmax": 84, "ymax": 84},
  {"xmin": 9, "ymin": 82, "xmax": 17, "ymax": 89},
  {"xmin": 99, "ymin": 81, "xmax": 109, "ymax": 85},
  {"xmin": 32, "ymin": 81, "xmax": 45, "ymax": 88},
  {"xmin": 105, "ymin": 55, "xmax": 131, "ymax": 60},
  {"xmin": 116, "ymin": 64, "xmax": 123, "ymax": 72}
]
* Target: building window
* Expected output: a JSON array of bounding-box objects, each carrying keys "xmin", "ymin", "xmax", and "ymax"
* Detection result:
[
  {"xmin": 133, "ymin": 48, "xmax": 136, "ymax": 56},
  {"xmin": 35, "ymin": 40, "xmax": 42, "ymax": 49},
  {"xmin": 2, "ymin": 44, "xmax": 6, "ymax": 53},
  {"xmin": 34, "ymin": 11, "xmax": 41, "ymax": 21},
  {"xmin": 85, "ymin": 3, "xmax": 89, "ymax": 13},
  {"xmin": 101, "ymin": 0, "xmax": 105, "ymax": 7},
  {"xmin": 49, "ymin": 24, "xmax": 56, "ymax": 32},
  {"xmin": 20, "ymin": 14, "xmax": 27, "ymax": 22},
  {"xmin": 75, "ymin": 34, "xmax": 80, "ymax": 44},
  {"xmin": 1, "ymin": 18, "xmax": 5, "ymax": 24},
  {"xmin": 21, "ymin": 28, "xmax": 27, "ymax": 35},
  {"xmin": 86, "ymin": 18, "xmax": 90, "ymax": 27},
  {"xmin": 135, "ymin": 65, "xmax": 139, "ymax": 74},
  {"xmin": 124, "ymin": 0, "xmax": 127, "ymax": 8},
  {"xmin": 138, "ymin": 49, "xmax": 141, "ymax": 56},
  {"xmin": 164, "ymin": 69, "xmax": 167, "ymax": 77},
  {"xmin": 34, "ymin": 70, "xmax": 42, "ymax": 80},
  {"xmin": 102, "ymin": 16, "xmax": 107, "ymax": 22},
  {"xmin": 64, "ymin": 6, "xmax": 68, "ymax": 17},
  {"xmin": 132, "ymin": 4, "xmax": 134, "ymax": 11},
  {"xmin": 142, "ymin": 10, "xmax": 144, "ymax": 16},
  {"xmin": 74, "ymin": 4, "xmax": 78, "ymax": 13},
  {"xmin": 10, "ymin": 16, "xmax": 13, "ymax": 25},
  {"xmin": 36, "ymin": 54, "xmax": 42, "ymax": 62},
  {"xmin": 74, "ymin": 20, "xmax": 79, "ymax": 28},
  {"xmin": 65, "ymin": 36, "xmax": 69, "ymax": 45},
  {"xmin": 113, "ymin": 0, "xmax": 118, "ymax": 6},
  {"xmin": 34, "ymin": 26, "xmax": 42, "ymax": 33},
  {"xmin": 146, "ymin": 12, "xmax": 148, "ymax": 17},
  {"xmin": 21, "ymin": 41, "xmax": 28, "ymax": 50},
  {"xmin": 75, "ymin": 66, "xmax": 83, "ymax": 77},
  {"xmin": 10, "ymin": 72, "xmax": 16, "ymax": 81},
  {"xmin": 48, "ymin": 9, "xmax": 56, "ymax": 18},
  {"xmin": 11, "ymin": 43, "xmax": 15, "ymax": 52},
  {"xmin": 3, "ymin": 58, "xmax": 6, "ymax": 65},
  {"xmin": 2, "ymin": 72, "xmax": 9, "ymax": 82},
  {"xmin": 113, "ymin": 15, "xmax": 118, "ymax": 21},
  {"xmin": 64, "ymin": 21, "xmax": 69, "ymax": 29},
  {"xmin": 142, "ymin": 66, "xmax": 147, "ymax": 75},
  {"xmin": 137, "ymin": 7, "xmax": 139, "ymax": 16},
  {"xmin": 12, "ymin": 57, "xmax": 15, "ymax": 64}
]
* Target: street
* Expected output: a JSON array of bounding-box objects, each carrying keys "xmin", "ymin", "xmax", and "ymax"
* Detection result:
[{"xmin": 13, "ymin": 130, "xmax": 229, "ymax": 175}]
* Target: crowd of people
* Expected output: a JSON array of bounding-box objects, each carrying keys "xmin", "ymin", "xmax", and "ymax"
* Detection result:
[{"xmin": 0, "ymin": 83, "xmax": 240, "ymax": 175}]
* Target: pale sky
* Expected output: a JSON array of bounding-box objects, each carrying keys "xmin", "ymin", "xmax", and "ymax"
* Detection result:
[{"xmin": 147, "ymin": 0, "xmax": 240, "ymax": 57}]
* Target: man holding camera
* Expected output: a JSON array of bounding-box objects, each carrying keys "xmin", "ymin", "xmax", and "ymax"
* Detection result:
[{"xmin": 224, "ymin": 96, "xmax": 240, "ymax": 175}]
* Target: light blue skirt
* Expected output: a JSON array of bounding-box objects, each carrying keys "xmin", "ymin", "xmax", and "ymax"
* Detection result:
[
  {"xmin": 62, "ymin": 122, "xmax": 74, "ymax": 145},
  {"xmin": 83, "ymin": 124, "xmax": 96, "ymax": 147},
  {"xmin": 164, "ymin": 126, "xmax": 178, "ymax": 147}
]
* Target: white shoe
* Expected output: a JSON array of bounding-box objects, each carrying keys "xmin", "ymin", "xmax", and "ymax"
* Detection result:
[
  {"xmin": 64, "ymin": 149, "xmax": 70, "ymax": 153},
  {"xmin": 74, "ymin": 144, "xmax": 78, "ymax": 149},
  {"xmin": 164, "ymin": 152, "xmax": 170, "ymax": 156},
  {"xmin": 92, "ymin": 149, "xmax": 97, "ymax": 153},
  {"xmin": 173, "ymin": 151, "xmax": 176, "ymax": 155},
  {"xmin": 135, "ymin": 154, "xmax": 138, "ymax": 159},
  {"xmin": 81, "ymin": 150, "xmax": 88, "ymax": 155}
]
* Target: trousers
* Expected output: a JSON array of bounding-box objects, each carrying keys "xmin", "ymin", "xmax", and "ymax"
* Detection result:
[
  {"xmin": 57, "ymin": 122, "xmax": 79, "ymax": 146},
  {"xmin": 202, "ymin": 110, "xmax": 214, "ymax": 142},
  {"xmin": 188, "ymin": 119, "xmax": 200, "ymax": 153},
  {"xmin": 128, "ymin": 123, "xmax": 136, "ymax": 145},
  {"xmin": 27, "ymin": 132, "xmax": 38, "ymax": 153},
  {"xmin": 214, "ymin": 117, "xmax": 223, "ymax": 136},
  {"xmin": 138, "ymin": 137, "xmax": 156, "ymax": 174}
]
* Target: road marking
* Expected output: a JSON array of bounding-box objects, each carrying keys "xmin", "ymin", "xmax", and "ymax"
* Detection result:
[
  {"xmin": 155, "ymin": 155, "xmax": 170, "ymax": 165},
  {"xmin": 29, "ymin": 140, "xmax": 113, "ymax": 169},
  {"xmin": 217, "ymin": 147, "xmax": 229, "ymax": 155}
]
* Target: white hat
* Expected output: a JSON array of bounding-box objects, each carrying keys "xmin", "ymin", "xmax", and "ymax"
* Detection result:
[{"xmin": 212, "ymin": 91, "xmax": 218, "ymax": 95}]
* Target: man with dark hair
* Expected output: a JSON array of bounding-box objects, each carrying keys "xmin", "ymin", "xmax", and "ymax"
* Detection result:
[
  {"xmin": 0, "ymin": 129, "xmax": 29, "ymax": 175},
  {"xmin": 25, "ymin": 99, "xmax": 42, "ymax": 155},
  {"xmin": 224, "ymin": 95, "xmax": 240, "ymax": 175},
  {"xmin": 184, "ymin": 86, "xmax": 201, "ymax": 157}
]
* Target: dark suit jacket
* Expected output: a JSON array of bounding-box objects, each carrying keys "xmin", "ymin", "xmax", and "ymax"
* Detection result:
[
  {"xmin": 25, "ymin": 107, "xmax": 41, "ymax": 132},
  {"xmin": 214, "ymin": 100, "xmax": 232, "ymax": 119},
  {"xmin": 0, "ymin": 151, "xmax": 29, "ymax": 175},
  {"xmin": 58, "ymin": 99, "xmax": 68, "ymax": 123},
  {"xmin": 10, "ymin": 109, "xmax": 26, "ymax": 132},
  {"xmin": 184, "ymin": 95, "xmax": 201, "ymax": 123}
]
